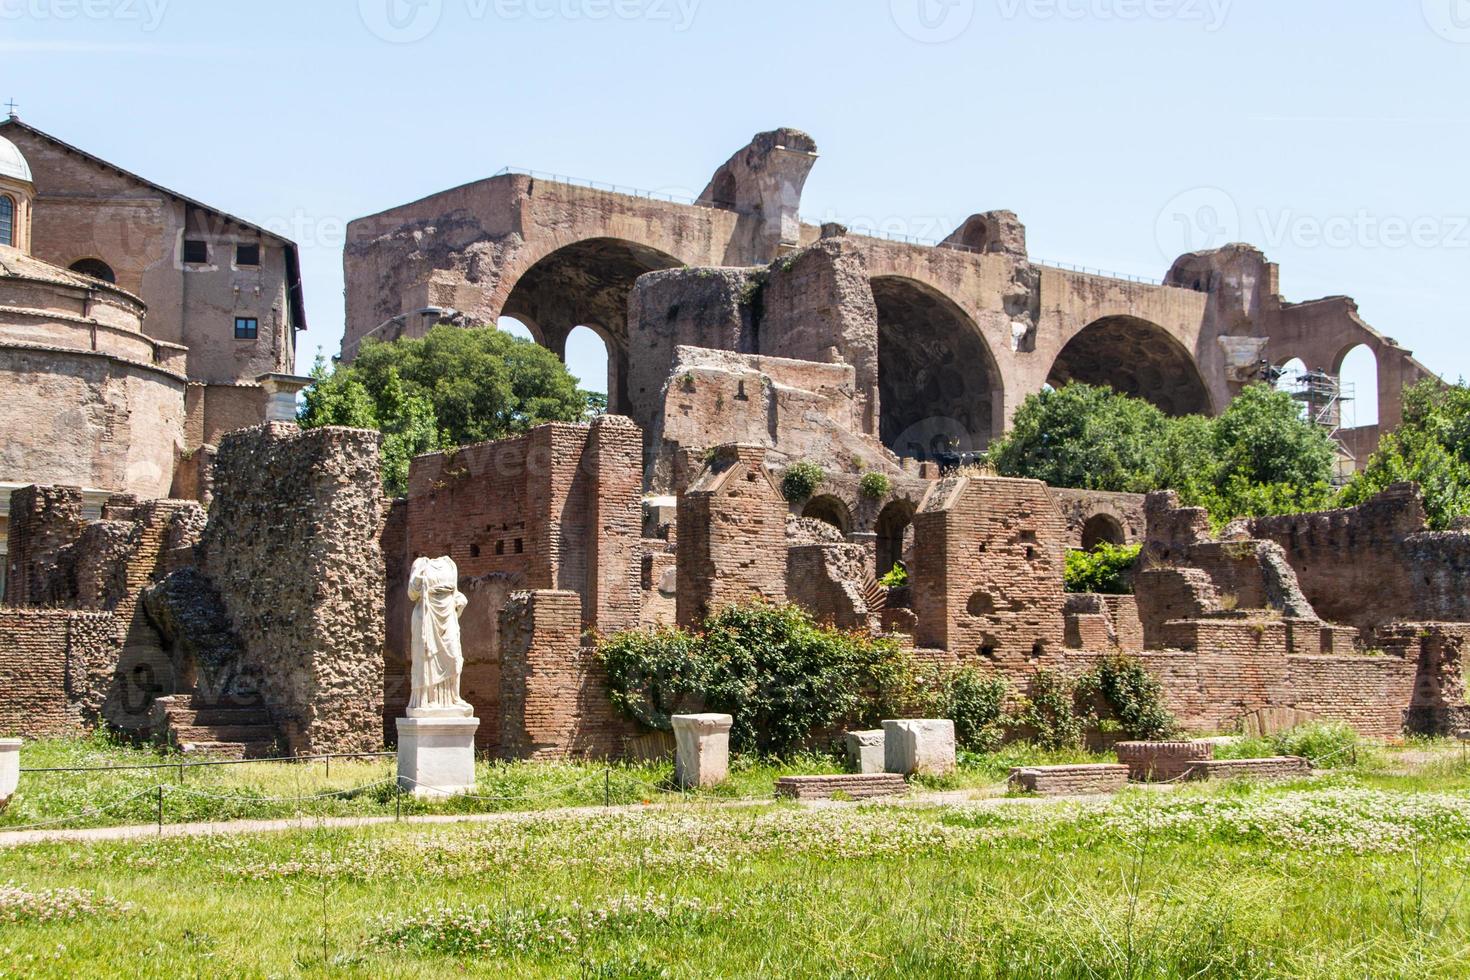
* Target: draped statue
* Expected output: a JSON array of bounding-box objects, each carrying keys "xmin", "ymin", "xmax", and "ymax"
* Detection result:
[{"xmin": 407, "ymin": 556, "xmax": 473, "ymax": 717}]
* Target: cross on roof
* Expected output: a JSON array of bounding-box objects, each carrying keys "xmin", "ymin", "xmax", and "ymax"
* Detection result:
[{"xmin": 3, "ymin": 99, "xmax": 16, "ymax": 119}]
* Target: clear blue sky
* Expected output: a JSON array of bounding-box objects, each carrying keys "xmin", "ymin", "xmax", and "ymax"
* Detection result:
[{"xmin": 6, "ymin": 0, "xmax": 1469, "ymax": 424}]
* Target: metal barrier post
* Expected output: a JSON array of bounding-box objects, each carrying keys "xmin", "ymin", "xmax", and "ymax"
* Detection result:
[
  {"xmin": 605, "ymin": 769, "xmax": 610, "ymax": 808},
  {"xmin": 156, "ymin": 785, "xmax": 163, "ymax": 835}
]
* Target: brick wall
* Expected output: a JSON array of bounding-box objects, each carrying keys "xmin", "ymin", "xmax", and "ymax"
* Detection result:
[
  {"xmin": 202, "ymin": 422, "xmax": 384, "ymax": 755},
  {"xmin": 676, "ymin": 444, "xmax": 787, "ymax": 627},
  {"xmin": 498, "ymin": 590, "xmax": 642, "ymax": 760},
  {"xmin": 4, "ymin": 485, "xmax": 85, "ymax": 606},
  {"xmin": 406, "ymin": 417, "xmax": 642, "ymax": 633},
  {"xmin": 0, "ymin": 609, "xmax": 119, "ymax": 737},
  {"xmin": 1240, "ymin": 485, "xmax": 1470, "ymax": 634},
  {"xmin": 786, "ymin": 544, "xmax": 872, "ymax": 630},
  {"xmin": 912, "ymin": 476, "xmax": 1067, "ymax": 668}
]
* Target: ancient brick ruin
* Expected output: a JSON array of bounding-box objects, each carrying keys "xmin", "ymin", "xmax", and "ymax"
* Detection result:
[{"xmin": 2, "ymin": 125, "xmax": 1467, "ymax": 761}]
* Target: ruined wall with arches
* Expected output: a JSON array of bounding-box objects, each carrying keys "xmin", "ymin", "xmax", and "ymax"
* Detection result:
[{"xmin": 345, "ymin": 129, "xmax": 1438, "ymax": 491}]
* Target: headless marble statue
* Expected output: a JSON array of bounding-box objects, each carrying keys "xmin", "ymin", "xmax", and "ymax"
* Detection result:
[{"xmin": 407, "ymin": 555, "xmax": 473, "ymax": 717}]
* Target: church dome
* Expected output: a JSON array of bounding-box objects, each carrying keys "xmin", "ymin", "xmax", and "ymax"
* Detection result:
[{"xmin": 0, "ymin": 134, "xmax": 32, "ymax": 183}]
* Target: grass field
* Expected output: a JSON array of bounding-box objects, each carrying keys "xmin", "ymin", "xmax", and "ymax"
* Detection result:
[{"xmin": 2, "ymin": 740, "xmax": 1469, "ymax": 977}]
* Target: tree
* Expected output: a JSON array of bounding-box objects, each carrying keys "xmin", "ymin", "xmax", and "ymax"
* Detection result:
[
  {"xmin": 299, "ymin": 325, "xmax": 595, "ymax": 495},
  {"xmin": 990, "ymin": 383, "xmax": 1174, "ymax": 492},
  {"xmin": 1341, "ymin": 379, "xmax": 1470, "ymax": 529},
  {"xmin": 990, "ymin": 382, "xmax": 1338, "ymax": 523}
]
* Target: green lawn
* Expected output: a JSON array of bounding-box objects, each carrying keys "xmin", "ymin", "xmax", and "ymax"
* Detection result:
[
  {"xmin": 4, "ymin": 737, "xmax": 1470, "ymax": 977},
  {"xmin": 3, "ymin": 765, "xmax": 1470, "ymax": 977}
]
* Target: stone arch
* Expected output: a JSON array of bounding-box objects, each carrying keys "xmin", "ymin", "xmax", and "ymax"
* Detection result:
[
  {"xmin": 500, "ymin": 237, "xmax": 684, "ymax": 414},
  {"xmin": 566, "ymin": 324, "xmax": 613, "ymax": 401},
  {"xmin": 1335, "ymin": 343, "xmax": 1379, "ymax": 427},
  {"xmin": 1080, "ymin": 513, "xmax": 1126, "ymax": 551},
  {"xmin": 1048, "ymin": 315, "xmax": 1211, "ymax": 416},
  {"xmin": 69, "ymin": 257, "xmax": 117, "ymax": 284},
  {"xmin": 872, "ymin": 275, "xmax": 1004, "ymax": 458},
  {"xmin": 875, "ymin": 499, "xmax": 916, "ymax": 577},
  {"xmin": 802, "ymin": 494, "xmax": 853, "ymax": 536}
]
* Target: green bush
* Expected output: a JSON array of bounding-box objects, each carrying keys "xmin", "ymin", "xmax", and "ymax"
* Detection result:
[
  {"xmin": 877, "ymin": 563, "xmax": 909, "ymax": 588},
  {"xmin": 1064, "ymin": 543, "xmax": 1141, "ymax": 594},
  {"xmin": 933, "ymin": 667, "xmax": 1010, "ymax": 752},
  {"xmin": 1015, "ymin": 670, "xmax": 1086, "ymax": 750},
  {"xmin": 858, "ymin": 471, "xmax": 892, "ymax": 499},
  {"xmin": 1271, "ymin": 721, "xmax": 1362, "ymax": 768},
  {"xmin": 599, "ymin": 603, "xmax": 910, "ymax": 757},
  {"xmin": 781, "ymin": 462, "xmax": 826, "ymax": 503},
  {"xmin": 1079, "ymin": 654, "xmax": 1178, "ymax": 741}
]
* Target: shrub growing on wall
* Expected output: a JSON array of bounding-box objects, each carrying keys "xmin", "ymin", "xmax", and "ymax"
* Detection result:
[
  {"xmin": 599, "ymin": 603, "xmax": 910, "ymax": 756},
  {"xmin": 1078, "ymin": 654, "xmax": 1178, "ymax": 741},
  {"xmin": 928, "ymin": 667, "xmax": 1010, "ymax": 752},
  {"xmin": 858, "ymin": 472, "xmax": 892, "ymax": 499},
  {"xmin": 1064, "ymin": 543, "xmax": 1142, "ymax": 594},
  {"xmin": 781, "ymin": 462, "xmax": 826, "ymax": 503}
]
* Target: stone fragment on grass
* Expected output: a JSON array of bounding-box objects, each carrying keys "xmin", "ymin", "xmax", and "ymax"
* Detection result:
[
  {"xmin": 882, "ymin": 719, "xmax": 956, "ymax": 776},
  {"xmin": 673, "ymin": 713, "xmax": 733, "ymax": 788},
  {"xmin": 845, "ymin": 729, "xmax": 885, "ymax": 773}
]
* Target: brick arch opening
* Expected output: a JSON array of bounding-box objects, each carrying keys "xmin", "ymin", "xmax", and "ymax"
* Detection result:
[
  {"xmin": 1048, "ymin": 315, "xmax": 1211, "ymax": 416},
  {"xmin": 69, "ymin": 257, "xmax": 117, "ymax": 285},
  {"xmin": 501, "ymin": 238, "xmax": 684, "ymax": 414},
  {"xmin": 875, "ymin": 499, "xmax": 916, "ymax": 577},
  {"xmin": 802, "ymin": 494, "xmax": 852, "ymax": 536},
  {"xmin": 873, "ymin": 276, "xmax": 1003, "ymax": 459},
  {"xmin": 1080, "ymin": 513, "xmax": 1126, "ymax": 551},
  {"xmin": 1336, "ymin": 343, "xmax": 1379, "ymax": 428}
]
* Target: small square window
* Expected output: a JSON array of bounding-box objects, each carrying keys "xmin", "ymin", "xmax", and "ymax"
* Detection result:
[
  {"xmin": 183, "ymin": 240, "xmax": 209, "ymax": 264},
  {"xmin": 234, "ymin": 317, "xmax": 258, "ymax": 340},
  {"xmin": 235, "ymin": 243, "xmax": 261, "ymax": 267}
]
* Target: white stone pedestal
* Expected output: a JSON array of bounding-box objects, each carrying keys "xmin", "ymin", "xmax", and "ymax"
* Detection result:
[
  {"xmin": 672, "ymin": 713, "xmax": 733, "ymax": 789},
  {"xmin": 845, "ymin": 730, "xmax": 886, "ymax": 774},
  {"xmin": 0, "ymin": 739, "xmax": 19, "ymax": 810},
  {"xmin": 882, "ymin": 719, "xmax": 957, "ymax": 776},
  {"xmin": 396, "ymin": 716, "xmax": 479, "ymax": 798}
]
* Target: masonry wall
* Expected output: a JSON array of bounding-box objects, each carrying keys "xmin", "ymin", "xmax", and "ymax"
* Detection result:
[
  {"xmin": 1245, "ymin": 484, "xmax": 1470, "ymax": 633},
  {"xmin": 202, "ymin": 423, "xmax": 384, "ymax": 755},
  {"xmin": 0, "ymin": 608, "xmax": 119, "ymax": 737},
  {"xmin": 786, "ymin": 544, "xmax": 872, "ymax": 631},
  {"xmin": 676, "ymin": 445, "xmax": 788, "ymax": 627},
  {"xmin": 912, "ymin": 476, "xmax": 1067, "ymax": 668},
  {"xmin": 498, "ymin": 590, "xmax": 642, "ymax": 760}
]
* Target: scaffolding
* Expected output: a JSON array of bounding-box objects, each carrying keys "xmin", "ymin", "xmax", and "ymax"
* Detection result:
[{"xmin": 1280, "ymin": 368, "xmax": 1358, "ymax": 484}]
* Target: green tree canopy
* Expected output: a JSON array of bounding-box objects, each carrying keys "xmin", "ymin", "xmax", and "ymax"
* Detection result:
[
  {"xmin": 1341, "ymin": 379, "xmax": 1470, "ymax": 529},
  {"xmin": 299, "ymin": 325, "xmax": 595, "ymax": 495},
  {"xmin": 990, "ymin": 382, "xmax": 1338, "ymax": 523}
]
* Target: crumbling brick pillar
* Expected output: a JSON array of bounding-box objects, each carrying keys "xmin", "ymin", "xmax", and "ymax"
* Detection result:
[
  {"xmin": 586, "ymin": 415, "xmax": 643, "ymax": 634},
  {"xmin": 498, "ymin": 589, "xmax": 637, "ymax": 760},
  {"xmin": 4, "ymin": 485, "xmax": 85, "ymax": 606},
  {"xmin": 676, "ymin": 445, "xmax": 787, "ymax": 627}
]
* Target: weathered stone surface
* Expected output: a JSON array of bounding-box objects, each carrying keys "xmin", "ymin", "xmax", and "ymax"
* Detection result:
[
  {"xmin": 882, "ymin": 719, "xmax": 956, "ymax": 776},
  {"xmin": 397, "ymin": 716, "xmax": 480, "ymax": 798},
  {"xmin": 845, "ymin": 729, "xmax": 885, "ymax": 774},
  {"xmin": 202, "ymin": 422, "xmax": 385, "ymax": 756},
  {"xmin": 0, "ymin": 739, "xmax": 19, "ymax": 810},
  {"xmin": 673, "ymin": 713, "xmax": 733, "ymax": 788}
]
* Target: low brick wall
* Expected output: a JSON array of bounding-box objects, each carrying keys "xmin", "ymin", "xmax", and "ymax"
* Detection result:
[
  {"xmin": 775, "ymin": 774, "xmax": 907, "ymax": 801},
  {"xmin": 1186, "ymin": 757, "xmax": 1309, "ymax": 781},
  {"xmin": 1115, "ymin": 740, "xmax": 1215, "ymax": 782},
  {"xmin": 0, "ymin": 608, "xmax": 120, "ymax": 737},
  {"xmin": 1009, "ymin": 764, "xmax": 1129, "ymax": 797}
]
